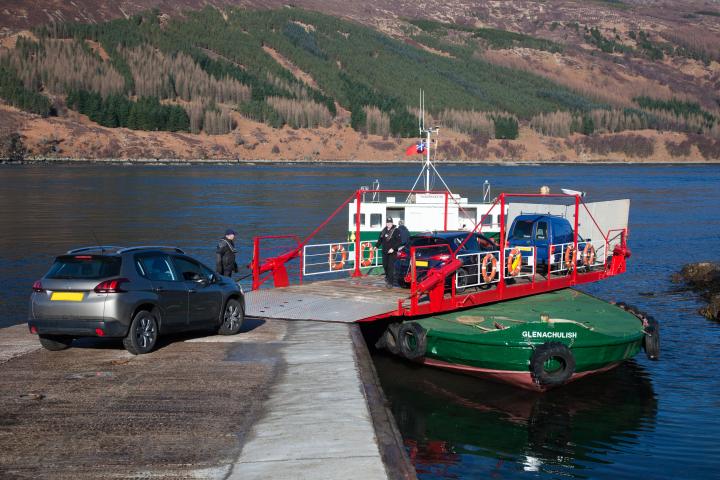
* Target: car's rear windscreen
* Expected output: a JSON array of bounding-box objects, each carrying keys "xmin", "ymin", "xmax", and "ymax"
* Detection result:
[{"xmin": 46, "ymin": 256, "xmax": 122, "ymax": 279}]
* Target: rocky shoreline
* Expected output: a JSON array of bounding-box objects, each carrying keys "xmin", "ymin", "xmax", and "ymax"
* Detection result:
[{"xmin": 673, "ymin": 262, "xmax": 720, "ymax": 321}]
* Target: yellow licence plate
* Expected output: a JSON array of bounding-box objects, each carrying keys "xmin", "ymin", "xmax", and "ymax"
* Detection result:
[
  {"xmin": 50, "ymin": 292, "xmax": 84, "ymax": 302},
  {"xmin": 518, "ymin": 247, "xmax": 532, "ymax": 251},
  {"xmin": 415, "ymin": 260, "xmax": 429, "ymax": 267}
]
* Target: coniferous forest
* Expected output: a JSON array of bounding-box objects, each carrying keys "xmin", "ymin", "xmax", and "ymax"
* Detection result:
[{"xmin": 0, "ymin": 6, "xmax": 716, "ymax": 145}]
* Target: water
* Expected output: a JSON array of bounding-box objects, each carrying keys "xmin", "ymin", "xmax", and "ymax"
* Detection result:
[{"xmin": 1, "ymin": 163, "xmax": 719, "ymax": 478}]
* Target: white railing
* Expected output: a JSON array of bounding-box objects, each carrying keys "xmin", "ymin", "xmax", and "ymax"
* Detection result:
[
  {"xmin": 504, "ymin": 246, "xmax": 536, "ymax": 280},
  {"xmin": 302, "ymin": 241, "xmax": 381, "ymax": 276},
  {"xmin": 455, "ymin": 250, "xmax": 501, "ymax": 289},
  {"xmin": 548, "ymin": 240, "xmax": 606, "ymax": 274}
]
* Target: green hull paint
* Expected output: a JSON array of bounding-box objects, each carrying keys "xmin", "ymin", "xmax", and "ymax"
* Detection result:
[{"xmin": 414, "ymin": 289, "xmax": 644, "ymax": 374}]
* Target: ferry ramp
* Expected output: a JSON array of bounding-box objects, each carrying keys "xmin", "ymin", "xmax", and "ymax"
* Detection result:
[{"xmin": 245, "ymin": 275, "xmax": 400, "ymax": 322}]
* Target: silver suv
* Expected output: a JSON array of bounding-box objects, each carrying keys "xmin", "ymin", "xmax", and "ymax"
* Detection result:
[{"xmin": 28, "ymin": 246, "xmax": 245, "ymax": 354}]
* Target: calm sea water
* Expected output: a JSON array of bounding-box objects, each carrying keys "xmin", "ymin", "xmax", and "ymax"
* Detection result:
[{"xmin": 1, "ymin": 163, "xmax": 719, "ymax": 478}]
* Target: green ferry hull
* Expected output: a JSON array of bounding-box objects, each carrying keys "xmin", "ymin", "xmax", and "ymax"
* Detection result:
[{"xmin": 392, "ymin": 289, "xmax": 646, "ymax": 391}]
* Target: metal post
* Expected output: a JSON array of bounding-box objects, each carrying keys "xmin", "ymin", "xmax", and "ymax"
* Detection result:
[
  {"xmin": 572, "ymin": 195, "xmax": 580, "ymax": 284},
  {"xmin": 410, "ymin": 247, "xmax": 418, "ymax": 313},
  {"xmin": 425, "ymin": 129, "xmax": 431, "ymax": 191},
  {"xmin": 443, "ymin": 191, "xmax": 448, "ymax": 231},
  {"xmin": 498, "ymin": 194, "xmax": 506, "ymax": 295},
  {"xmin": 252, "ymin": 237, "xmax": 260, "ymax": 290},
  {"xmin": 353, "ymin": 190, "xmax": 362, "ymax": 277}
]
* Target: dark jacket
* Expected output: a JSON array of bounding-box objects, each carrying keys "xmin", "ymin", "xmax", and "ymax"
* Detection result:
[
  {"xmin": 376, "ymin": 226, "xmax": 401, "ymax": 252},
  {"xmin": 216, "ymin": 238, "xmax": 238, "ymax": 275},
  {"xmin": 397, "ymin": 225, "xmax": 410, "ymax": 245}
]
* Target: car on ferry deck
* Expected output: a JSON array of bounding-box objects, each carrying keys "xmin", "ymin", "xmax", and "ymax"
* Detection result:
[
  {"xmin": 28, "ymin": 246, "xmax": 245, "ymax": 354},
  {"xmin": 393, "ymin": 231, "xmax": 498, "ymax": 291}
]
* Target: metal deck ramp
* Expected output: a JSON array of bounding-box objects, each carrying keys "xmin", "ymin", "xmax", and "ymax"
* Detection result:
[{"xmin": 245, "ymin": 276, "xmax": 401, "ymax": 323}]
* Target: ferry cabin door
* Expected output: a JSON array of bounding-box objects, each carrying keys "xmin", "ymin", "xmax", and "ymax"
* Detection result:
[
  {"xmin": 459, "ymin": 208, "xmax": 476, "ymax": 231},
  {"xmin": 387, "ymin": 208, "xmax": 405, "ymax": 227}
]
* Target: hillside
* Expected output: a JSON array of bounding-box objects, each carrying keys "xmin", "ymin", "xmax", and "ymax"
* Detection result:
[{"xmin": 0, "ymin": 2, "xmax": 719, "ymax": 162}]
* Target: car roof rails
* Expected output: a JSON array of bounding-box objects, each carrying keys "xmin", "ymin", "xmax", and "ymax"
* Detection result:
[
  {"xmin": 66, "ymin": 246, "xmax": 124, "ymax": 254},
  {"xmin": 116, "ymin": 246, "xmax": 186, "ymax": 254}
]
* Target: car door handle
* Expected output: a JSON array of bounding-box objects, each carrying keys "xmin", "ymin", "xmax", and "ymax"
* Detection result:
[
  {"xmin": 188, "ymin": 289, "xmax": 197, "ymax": 294},
  {"xmin": 152, "ymin": 287, "xmax": 165, "ymax": 293}
]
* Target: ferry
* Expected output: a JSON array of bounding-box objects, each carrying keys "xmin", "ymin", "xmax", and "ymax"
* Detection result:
[{"xmin": 246, "ymin": 92, "xmax": 637, "ymax": 364}]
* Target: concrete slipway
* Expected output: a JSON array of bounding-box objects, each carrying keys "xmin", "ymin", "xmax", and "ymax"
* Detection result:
[{"xmin": 0, "ymin": 318, "xmax": 416, "ymax": 480}]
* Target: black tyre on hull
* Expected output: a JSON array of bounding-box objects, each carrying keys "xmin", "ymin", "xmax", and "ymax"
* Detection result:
[
  {"xmin": 530, "ymin": 342, "xmax": 575, "ymax": 386},
  {"xmin": 123, "ymin": 310, "xmax": 158, "ymax": 355},
  {"xmin": 38, "ymin": 334, "xmax": 72, "ymax": 351},
  {"xmin": 643, "ymin": 317, "xmax": 660, "ymax": 360},
  {"xmin": 398, "ymin": 322, "xmax": 428, "ymax": 360}
]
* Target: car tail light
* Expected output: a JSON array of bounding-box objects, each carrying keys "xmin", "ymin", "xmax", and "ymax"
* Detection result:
[
  {"xmin": 94, "ymin": 278, "xmax": 128, "ymax": 293},
  {"xmin": 397, "ymin": 250, "xmax": 408, "ymax": 259},
  {"xmin": 32, "ymin": 280, "xmax": 44, "ymax": 293},
  {"xmin": 430, "ymin": 254, "xmax": 451, "ymax": 262},
  {"xmin": 95, "ymin": 328, "xmax": 105, "ymax": 337},
  {"xmin": 29, "ymin": 326, "xmax": 38, "ymax": 334}
]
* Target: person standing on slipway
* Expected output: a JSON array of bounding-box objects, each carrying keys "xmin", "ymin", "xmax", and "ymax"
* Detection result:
[
  {"xmin": 216, "ymin": 229, "xmax": 239, "ymax": 277},
  {"xmin": 376, "ymin": 217, "xmax": 401, "ymax": 288}
]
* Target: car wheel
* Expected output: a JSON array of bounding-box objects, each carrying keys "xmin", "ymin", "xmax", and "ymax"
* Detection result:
[
  {"xmin": 456, "ymin": 267, "xmax": 469, "ymax": 294},
  {"xmin": 38, "ymin": 334, "xmax": 72, "ymax": 351},
  {"xmin": 218, "ymin": 298, "xmax": 244, "ymax": 335},
  {"xmin": 123, "ymin": 310, "xmax": 158, "ymax": 355}
]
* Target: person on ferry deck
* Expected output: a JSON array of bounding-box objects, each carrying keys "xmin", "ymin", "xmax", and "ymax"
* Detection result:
[
  {"xmin": 216, "ymin": 229, "xmax": 239, "ymax": 277},
  {"xmin": 397, "ymin": 220, "xmax": 410, "ymax": 246},
  {"xmin": 376, "ymin": 217, "xmax": 401, "ymax": 288}
]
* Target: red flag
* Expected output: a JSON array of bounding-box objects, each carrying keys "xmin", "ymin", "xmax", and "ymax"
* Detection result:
[{"xmin": 405, "ymin": 142, "xmax": 426, "ymax": 156}]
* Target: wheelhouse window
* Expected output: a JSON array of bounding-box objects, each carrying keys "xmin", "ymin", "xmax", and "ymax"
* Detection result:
[
  {"xmin": 353, "ymin": 214, "xmax": 366, "ymax": 226},
  {"xmin": 370, "ymin": 213, "xmax": 383, "ymax": 227}
]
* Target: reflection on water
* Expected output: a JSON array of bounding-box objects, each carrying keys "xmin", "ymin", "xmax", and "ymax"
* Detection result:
[
  {"xmin": 375, "ymin": 354, "xmax": 657, "ymax": 479},
  {"xmin": 1, "ymin": 163, "xmax": 720, "ymax": 478}
]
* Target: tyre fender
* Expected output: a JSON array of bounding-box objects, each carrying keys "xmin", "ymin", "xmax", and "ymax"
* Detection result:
[
  {"xmin": 530, "ymin": 342, "xmax": 575, "ymax": 386},
  {"xmin": 398, "ymin": 322, "xmax": 428, "ymax": 360}
]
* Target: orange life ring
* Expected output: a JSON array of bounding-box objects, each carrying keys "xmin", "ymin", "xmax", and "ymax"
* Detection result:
[
  {"xmin": 360, "ymin": 242, "xmax": 375, "ymax": 267},
  {"xmin": 564, "ymin": 245, "xmax": 577, "ymax": 270},
  {"xmin": 583, "ymin": 244, "xmax": 596, "ymax": 266},
  {"xmin": 481, "ymin": 253, "xmax": 498, "ymax": 283},
  {"xmin": 329, "ymin": 244, "xmax": 348, "ymax": 270},
  {"xmin": 506, "ymin": 248, "xmax": 522, "ymax": 277}
]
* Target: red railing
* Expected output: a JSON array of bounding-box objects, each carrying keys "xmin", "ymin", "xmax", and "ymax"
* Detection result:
[{"xmin": 250, "ymin": 189, "xmax": 631, "ymax": 318}]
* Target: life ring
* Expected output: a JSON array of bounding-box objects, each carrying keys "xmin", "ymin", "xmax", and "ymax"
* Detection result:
[
  {"xmin": 530, "ymin": 342, "xmax": 576, "ymax": 386},
  {"xmin": 481, "ymin": 253, "xmax": 498, "ymax": 283},
  {"xmin": 564, "ymin": 245, "xmax": 577, "ymax": 271},
  {"xmin": 398, "ymin": 322, "xmax": 427, "ymax": 360},
  {"xmin": 360, "ymin": 242, "xmax": 375, "ymax": 267},
  {"xmin": 329, "ymin": 244, "xmax": 347, "ymax": 270},
  {"xmin": 582, "ymin": 244, "xmax": 596, "ymax": 266},
  {"xmin": 506, "ymin": 248, "xmax": 522, "ymax": 277}
]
